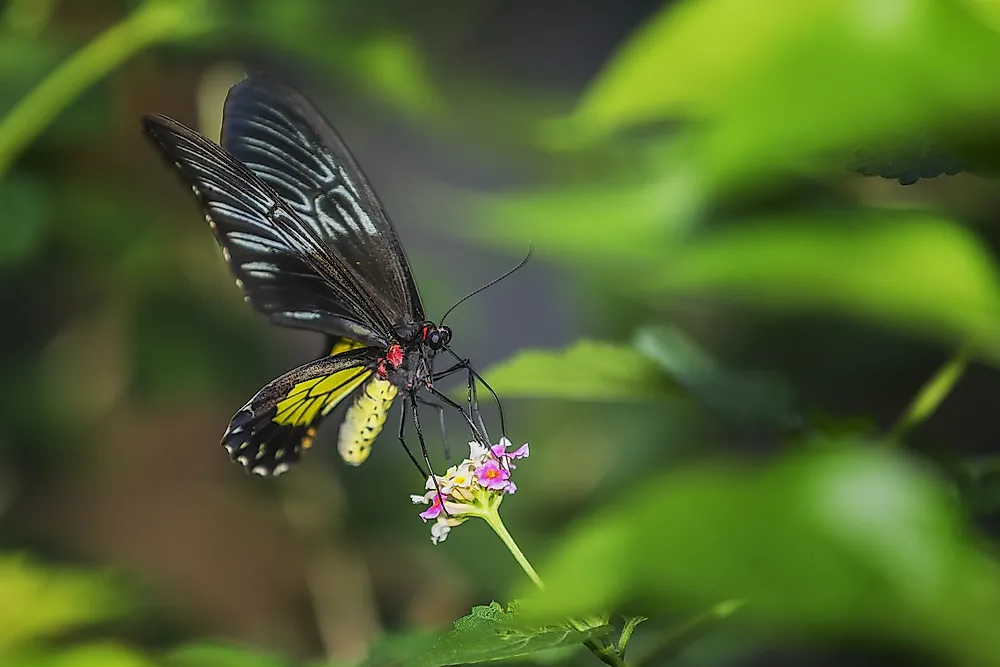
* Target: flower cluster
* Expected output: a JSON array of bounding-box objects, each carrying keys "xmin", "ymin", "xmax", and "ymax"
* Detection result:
[{"xmin": 411, "ymin": 437, "xmax": 529, "ymax": 544}]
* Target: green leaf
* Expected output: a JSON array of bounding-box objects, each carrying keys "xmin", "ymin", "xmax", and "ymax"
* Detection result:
[
  {"xmin": 0, "ymin": 554, "xmax": 129, "ymax": 652},
  {"xmin": 361, "ymin": 602, "xmax": 610, "ymax": 667},
  {"xmin": 481, "ymin": 340, "xmax": 680, "ymax": 402},
  {"xmin": 560, "ymin": 0, "xmax": 1000, "ymax": 160},
  {"xmin": 521, "ymin": 445, "xmax": 1000, "ymax": 666},
  {"xmin": 652, "ymin": 213, "xmax": 1000, "ymax": 362},
  {"xmin": 561, "ymin": 0, "xmax": 825, "ymax": 140}
]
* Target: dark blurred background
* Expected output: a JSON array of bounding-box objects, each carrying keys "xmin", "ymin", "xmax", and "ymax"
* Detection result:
[{"xmin": 5, "ymin": 1, "xmax": 1000, "ymax": 666}]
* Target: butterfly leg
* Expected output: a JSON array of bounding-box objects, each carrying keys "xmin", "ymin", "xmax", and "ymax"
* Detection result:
[
  {"xmin": 431, "ymin": 361, "xmax": 464, "ymax": 380},
  {"xmin": 397, "ymin": 395, "xmax": 427, "ymax": 478},
  {"xmin": 465, "ymin": 367, "xmax": 490, "ymax": 444},
  {"xmin": 430, "ymin": 359, "xmax": 488, "ymax": 441},
  {"xmin": 410, "ymin": 391, "xmax": 452, "ymax": 516},
  {"xmin": 426, "ymin": 385, "xmax": 490, "ymax": 447},
  {"xmin": 415, "ymin": 395, "xmax": 450, "ymax": 460},
  {"xmin": 441, "ymin": 348, "xmax": 508, "ymax": 443}
]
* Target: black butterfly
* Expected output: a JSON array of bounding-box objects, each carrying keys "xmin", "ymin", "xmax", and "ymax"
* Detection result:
[{"xmin": 143, "ymin": 73, "xmax": 511, "ymax": 477}]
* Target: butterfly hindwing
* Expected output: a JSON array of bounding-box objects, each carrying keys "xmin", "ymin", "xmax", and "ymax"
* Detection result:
[
  {"xmin": 143, "ymin": 113, "xmax": 393, "ymax": 345},
  {"xmin": 223, "ymin": 343, "xmax": 381, "ymax": 476},
  {"xmin": 221, "ymin": 73, "xmax": 425, "ymax": 331}
]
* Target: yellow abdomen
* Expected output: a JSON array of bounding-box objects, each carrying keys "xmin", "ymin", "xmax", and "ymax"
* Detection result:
[{"xmin": 337, "ymin": 376, "xmax": 398, "ymax": 465}]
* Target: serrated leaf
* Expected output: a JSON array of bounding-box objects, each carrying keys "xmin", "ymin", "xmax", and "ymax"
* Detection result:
[
  {"xmin": 361, "ymin": 601, "xmax": 610, "ymax": 667},
  {"xmin": 0, "ymin": 554, "xmax": 129, "ymax": 653},
  {"xmin": 481, "ymin": 340, "xmax": 680, "ymax": 402}
]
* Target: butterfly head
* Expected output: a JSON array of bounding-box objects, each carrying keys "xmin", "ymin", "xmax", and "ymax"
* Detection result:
[{"xmin": 423, "ymin": 324, "xmax": 452, "ymax": 351}]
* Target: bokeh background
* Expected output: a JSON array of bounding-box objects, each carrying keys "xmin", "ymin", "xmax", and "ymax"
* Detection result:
[{"xmin": 6, "ymin": 1, "xmax": 1000, "ymax": 666}]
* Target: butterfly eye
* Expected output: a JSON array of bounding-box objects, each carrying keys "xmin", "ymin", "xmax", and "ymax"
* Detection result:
[{"xmin": 426, "ymin": 326, "xmax": 451, "ymax": 351}]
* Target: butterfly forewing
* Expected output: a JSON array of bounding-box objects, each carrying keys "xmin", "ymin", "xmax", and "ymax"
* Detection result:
[
  {"xmin": 221, "ymin": 74, "xmax": 425, "ymax": 331},
  {"xmin": 143, "ymin": 114, "xmax": 393, "ymax": 345}
]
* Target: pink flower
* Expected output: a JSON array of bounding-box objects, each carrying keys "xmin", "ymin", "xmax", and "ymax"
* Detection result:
[
  {"xmin": 418, "ymin": 492, "xmax": 445, "ymax": 521},
  {"xmin": 475, "ymin": 460, "xmax": 512, "ymax": 491},
  {"xmin": 491, "ymin": 439, "xmax": 529, "ymax": 469}
]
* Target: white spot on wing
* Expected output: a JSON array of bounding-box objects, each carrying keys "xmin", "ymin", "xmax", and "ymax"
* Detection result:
[
  {"xmin": 338, "ymin": 166, "xmax": 361, "ymax": 199},
  {"xmin": 251, "ymin": 465, "xmax": 270, "ymax": 476},
  {"xmin": 281, "ymin": 311, "xmax": 322, "ymax": 321},
  {"xmin": 228, "ymin": 232, "xmax": 281, "ymax": 253},
  {"xmin": 273, "ymin": 462, "xmax": 290, "ymax": 476},
  {"xmin": 242, "ymin": 261, "xmax": 278, "ymax": 273}
]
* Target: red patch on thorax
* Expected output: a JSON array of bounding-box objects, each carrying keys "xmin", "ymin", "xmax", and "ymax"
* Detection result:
[{"xmin": 386, "ymin": 344, "xmax": 404, "ymax": 368}]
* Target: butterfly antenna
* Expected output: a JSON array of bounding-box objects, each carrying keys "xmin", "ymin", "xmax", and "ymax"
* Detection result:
[{"xmin": 440, "ymin": 244, "xmax": 533, "ymax": 326}]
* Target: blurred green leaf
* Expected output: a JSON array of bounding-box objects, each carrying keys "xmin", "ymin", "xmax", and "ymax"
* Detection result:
[
  {"xmin": 962, "ymin": 0, "xmax": 1000, "ymax": 33},
  {"xmin": 0, "ymin": 554, "xmax": 128, "ymax": 653},
  {"xmin": 167, "ymin": 642, "xmax": 295, "ymax": 667},
  {"xmin": 0, "ymin": 173, "xmax": 49, "ymax": 266},
  {"xmin": 9, "ymin": 643, "xmax": 153, "ymax": 667},
  {"xmin": 562, "ymin": 0, "xmax": 817, "ymax": 137},
  {"xmin": 467, "ymin": 179, "xmax": 688, "ymax": 263},
  {"xmin": 521, "ymin": 444, "xmax": 1000, "ymax": 666},
  {"xmin": 354, "ymin": 33, "xmax": 443, "ymax": 118},
  {"xmin": 652, "ymin": 213, "xmax": 1000, "ymax": 362},
  {"xmin": 482, "ymin": 340, "xmax": 680, "ymax": 402},
  {"xmin": 552, "ymin": 0, "xmax": 1000, "ymax": 197},
  {"xmin": 362, "ymin": 601, "xmax": 610, "ymax": 667},
  {"xmin": 634, "ymin": 326, "xmax": 798, "ymax": 427},
  {"xmin": 0, "ymin": 0, "xmax": 217, "ymax": 179},
  {"xmin": 0, "ymin": 35, "xmax": 62, "ymax": 106}
]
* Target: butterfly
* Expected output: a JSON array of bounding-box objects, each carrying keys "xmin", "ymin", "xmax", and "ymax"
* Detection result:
[{"xmin": 142, "ymin": 73, "xmax": 516, "ymax": 477}]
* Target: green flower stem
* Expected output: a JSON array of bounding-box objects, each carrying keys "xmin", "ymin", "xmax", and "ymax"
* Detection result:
[
  {"xmin": 479, "ymin": 503, "xmax": 627, "ymax": 667},
  {"xmin": 888, "ymin": 340, "xmax": 975, "ymax": 443},
  {"xmin": 479, "ymin": 507, "xmax": 546, "ymax": 590},
  {"xmin": 0, "ymin": 0, "xmax": 212, "ymax": 180}
]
